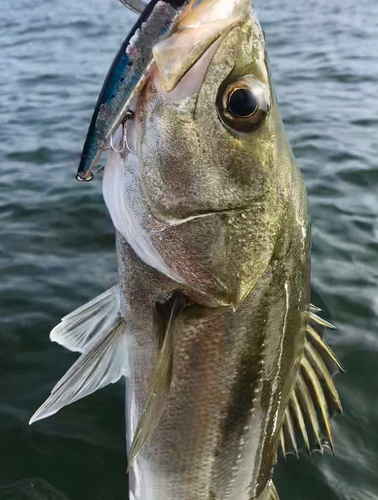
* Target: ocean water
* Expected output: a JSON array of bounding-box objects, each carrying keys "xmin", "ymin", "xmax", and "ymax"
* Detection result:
[{"xmin": 1, "ymin": 0, "xmax": 377, "ymax": 498}]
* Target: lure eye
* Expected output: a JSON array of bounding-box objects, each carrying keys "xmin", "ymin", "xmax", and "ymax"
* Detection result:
[{"xmin": 217, "ymin": 75, "xmax": 270, "ymax": 134}]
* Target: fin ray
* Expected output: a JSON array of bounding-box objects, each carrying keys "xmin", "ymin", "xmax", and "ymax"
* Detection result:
[
  {"xmin": 30, "ymin": 320, "xmax": 128, "ymax": 424},
  {"xmin": 279, "ymin": 426, "xmax": 286, "ymax": 458},
  {"xmin": 309, "ymin": 304, "xmax": 322, "ymax": 313},
  {"xmin": 304, "ymin": 341, "xmax": 343, "ymax": 413},
  {"xmin": 260, "ymin": 480, "xmax": 280, "ymax": 500},
  {"xmin": 291, "ymin": 389, "xmax": 310, "ymax": 452},
  {"xmin": 296, "ymin": 373, "xmax": 323, "ymax": 450},
  {"xmin": 270, "ymin": 482, "xmax": 280, "ymax": 500},
  {"xmin": 301, "ymin": 356, "xmax": 334, "ymax": 451},
  {"xmin": 309, "ymin": 312, "xmax": 336, "ymax": 330},
  {"xmin": 306, "ymin": 324, "xmax": 345, "ymax": 373},
  {"xmin": 284, "ymin": 407, "xmax": 298, "ymax": 457},
  {"xmin": 50, "ymin": 286, "xmax": 121, "ymax": 353}
]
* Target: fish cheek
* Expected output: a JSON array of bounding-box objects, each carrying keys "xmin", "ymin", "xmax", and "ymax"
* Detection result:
[
  {"xmin": 189, "ymin": 52, "xmax": 286, "ymax": 302},
  {"xmin": 137, "ymin": 81, "xmax": 203, "ymax": 216}
]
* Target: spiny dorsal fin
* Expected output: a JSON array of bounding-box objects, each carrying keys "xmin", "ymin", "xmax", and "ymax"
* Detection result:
[
  {"xmin": 128, "ymin": 292, "xmax": 187, "ymax": 468},
  {"xmin": 279, "ymin": 309, "xmax": 343, "ymax": 457},
  {"xmin": 30, "ymin": 287, "xmax": 128, "ymax": 424}
]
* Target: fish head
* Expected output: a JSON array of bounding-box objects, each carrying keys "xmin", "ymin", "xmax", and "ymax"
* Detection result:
[{"xmin": 109, "ymin": 0, "xmax": 308, "ymax": 307}]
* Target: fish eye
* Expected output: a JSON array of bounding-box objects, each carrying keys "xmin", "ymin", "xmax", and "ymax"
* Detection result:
[
  {"xmin": 228, "ymin": 89, "xmax": 258, "ymax": 117},
  {"xmin": 217, "ymin": 75, "xmax": 270, "ymax": 134}
]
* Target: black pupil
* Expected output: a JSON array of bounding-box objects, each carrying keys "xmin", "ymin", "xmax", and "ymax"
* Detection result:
[{"xmin": 228, "ymin": 89, "xmax": 258, "ymax": 117}]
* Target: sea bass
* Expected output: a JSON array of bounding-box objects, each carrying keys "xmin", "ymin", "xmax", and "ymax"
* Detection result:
[{"xmin": 30, "ymin": 0, "xmax": 343, "ymax": 499}]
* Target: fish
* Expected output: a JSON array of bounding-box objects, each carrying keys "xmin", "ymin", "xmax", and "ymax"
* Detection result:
[
  {"xmin": 76, "ymin": 0, "xmax": 196, "ymax": 181},
  {"xmin": 30, "ymin": 0, "xmax": 344, "ymax": 499}
]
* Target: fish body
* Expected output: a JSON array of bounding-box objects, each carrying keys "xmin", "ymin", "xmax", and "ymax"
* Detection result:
[
  {"xmin": 111, "ymin": 5, "xmax": 310, "ymax": 495},
  {"xmin": 31, "ymin": 1, "xmax": 342, "ymax": 499},
  {"xmin": 116, "ymin": 231, "xmax": 308, "ymax": 500}
]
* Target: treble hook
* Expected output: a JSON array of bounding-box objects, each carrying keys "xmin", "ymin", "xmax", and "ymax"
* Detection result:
[
  {"xmin": 109, "ymin": 132, "xmax": 124, "ymax": 154},
  {"xmin": 110, "ymin": 110, "xmax": 137, "ymax": 156},
  {"xmin": 77, "ymin": 110, "xmax": 137, "ymax": 182}
]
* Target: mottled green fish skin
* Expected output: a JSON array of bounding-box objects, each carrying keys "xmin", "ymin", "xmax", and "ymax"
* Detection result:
[{"xmin": 116, "ymin": 3, "xmax": 309, "ymax": 500}]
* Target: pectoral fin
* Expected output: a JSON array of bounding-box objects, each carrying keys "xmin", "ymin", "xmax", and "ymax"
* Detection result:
[
  {"xmin": 128, "ymin": 293, "xmax": 186, "ymax": 468},
  {"xmin": 30, "ymin": 287, "xmax": 129, "ymax": 424},
  {"xmin": 50, "ymin": 285, "xmax": 121, "ymax": 353}
]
